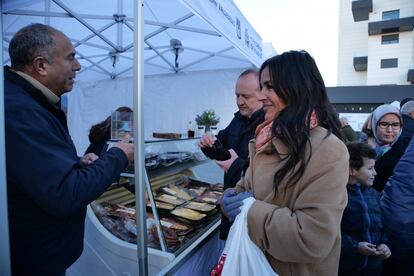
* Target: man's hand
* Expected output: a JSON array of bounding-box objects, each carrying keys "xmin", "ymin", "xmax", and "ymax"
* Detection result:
[
  {"xmin": 114, "ymin": 134, "xmax": 134, "ymax": 164},
  {"xmin": 357, "ymin": 242, "xmax": 377, "ymax": 256},
  {"xmin": 376, "ymin": 243, "xmax": 391, "ymax": 259},
  {"xmin": 220, "ymin": 188, "xmax": 252, "ymax": 222},
  {"xmin": 80, "ymin": 153, "xmax": 99, "ymax": 166},
  {"xmin": 199, "ymin": 133, "xmax": 216, "ymax": 148},
  {"xmin": 215, "ymin": 149, "xmax": 238, "ymax": 172}
]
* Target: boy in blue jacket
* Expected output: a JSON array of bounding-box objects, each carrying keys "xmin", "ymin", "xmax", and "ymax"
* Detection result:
[{"xmin": 339, "ymin": 142, "xmax": 391, "ymax": 275}]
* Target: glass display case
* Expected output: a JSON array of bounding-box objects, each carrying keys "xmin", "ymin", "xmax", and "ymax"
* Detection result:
[
  {"xmin": 70, "ymin": 138, "xmax": 223, "ymax": 275},
  {"xmin": 110, "ymin": 111, "xmax": 133, "ymax": 140}
]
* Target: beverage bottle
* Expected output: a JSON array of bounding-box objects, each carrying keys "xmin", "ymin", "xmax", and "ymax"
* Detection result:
[{"xmin": 187, "ymin": 121, "xmax": 195, "ymax": 138}]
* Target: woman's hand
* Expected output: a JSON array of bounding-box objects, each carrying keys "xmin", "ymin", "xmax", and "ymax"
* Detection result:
[{"xmin": 220, "ymin": 188, "xmax": 252, "ymax": 222}]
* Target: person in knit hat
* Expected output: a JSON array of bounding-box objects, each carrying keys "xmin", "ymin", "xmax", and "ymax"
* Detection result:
[{"xmin": 369, "ymin": 104, "xmax": 410, "ymax": 192}]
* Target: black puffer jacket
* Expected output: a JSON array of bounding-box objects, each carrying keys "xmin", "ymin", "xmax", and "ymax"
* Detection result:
[{"xmin": 216, "ymin": 109, "xmax": 265, "ymax": 240}]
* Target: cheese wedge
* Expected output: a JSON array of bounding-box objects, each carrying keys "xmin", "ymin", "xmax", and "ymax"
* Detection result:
[
  {"xmin": 155, "ymin": 194, "xmax": 185, "ymax": 206},
  {"xmin": 171, "ymin": 208, "xmax": 206, "ymax": 221},
  {"xmin": 185, "ymin": 201, "xmax": 216, "ymax": 212}
]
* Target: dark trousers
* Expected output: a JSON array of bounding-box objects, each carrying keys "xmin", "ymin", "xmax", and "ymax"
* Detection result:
[
  {"xmin": 339, "ymin": 264, "xmax": 381, "ymax": 276},
  {"xmin": 382, "ymin": 257, "xmax": 414, "ymax": 276}
]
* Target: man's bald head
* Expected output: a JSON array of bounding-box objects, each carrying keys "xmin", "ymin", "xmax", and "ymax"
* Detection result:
[{"xmin": 235, "ymin": 69, "xmax": 262, "ymax": 118}]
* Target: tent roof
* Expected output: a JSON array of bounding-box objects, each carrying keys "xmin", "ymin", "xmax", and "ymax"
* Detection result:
[{"xmin": 2, "ymin": 0, "xmax": 264, "ymax": 81}]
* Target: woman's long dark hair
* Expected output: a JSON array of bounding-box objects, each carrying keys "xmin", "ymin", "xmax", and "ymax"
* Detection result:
[
  {"xmin": 88, "ymin": 106, "xmax": 132, "ymax": 143},
  {"xmin": 259, "ymin": 50, "xmax": 341, "ymax": 195}
]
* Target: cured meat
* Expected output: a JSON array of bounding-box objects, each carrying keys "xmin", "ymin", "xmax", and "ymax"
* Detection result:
[
  {"xmin": 150, "ymin": 225, "xmax": 181, "ymax": 248},
  {"xmin": 194, "ymin": 191, "xmax": 222, "ymax": 205},
  {"xmin": 161, "ymin": 218, "xmax": 192, "ymax": 236}
]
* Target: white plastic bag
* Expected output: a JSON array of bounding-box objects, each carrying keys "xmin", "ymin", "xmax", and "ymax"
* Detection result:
[{"xmin": 215, "ymin": 197, "xmax": 278, "ymax": 276}]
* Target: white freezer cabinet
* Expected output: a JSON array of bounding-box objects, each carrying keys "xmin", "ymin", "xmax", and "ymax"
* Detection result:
[{"xmin": 69, "ymin": 138, "xmax": 224, "ymax": 275}]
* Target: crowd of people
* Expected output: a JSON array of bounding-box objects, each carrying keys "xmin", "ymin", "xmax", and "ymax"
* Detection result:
[
  {"xmin": 4, "ymin": 22, "xmax": 414, "ymax": 276},
  {"xmin": 201, "ymin": 53, "xmax": 414, "ymax": 275}
]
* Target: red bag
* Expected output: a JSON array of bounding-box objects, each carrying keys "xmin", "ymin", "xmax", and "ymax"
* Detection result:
[{"xmin": 210, "ymin": 254, "xmax": 226, "ymax": 276}]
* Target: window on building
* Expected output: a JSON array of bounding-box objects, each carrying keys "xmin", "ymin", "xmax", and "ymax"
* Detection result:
[
  {"xmin": 382, "ymin": 10, "xmax": 400, "ymax": 20},
  {"xmin": 381, "ymin": 58, "xmax": 398, "ymax": 69},
  {"xmin": 381, "ymin": 34, "xmax": 399, "ymax": 44}
]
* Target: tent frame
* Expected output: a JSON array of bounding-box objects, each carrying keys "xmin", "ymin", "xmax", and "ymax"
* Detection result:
[
  {"xmin": 0, "ymin": 3, "xmax": 11, "ymax": 274},
  {"xmin": 3, "ymin": 0, "xmax": 247, "ymax": 79}
]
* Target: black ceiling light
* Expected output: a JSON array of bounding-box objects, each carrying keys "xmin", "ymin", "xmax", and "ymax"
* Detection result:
[{"xmin": 170, "ymin": 38, "xmax": 184, "ymax": 69}]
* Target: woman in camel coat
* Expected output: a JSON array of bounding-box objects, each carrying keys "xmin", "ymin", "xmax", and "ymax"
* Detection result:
[{"xmin": 221, "ymin": 50, "xmax": 349, "ymax": 276}]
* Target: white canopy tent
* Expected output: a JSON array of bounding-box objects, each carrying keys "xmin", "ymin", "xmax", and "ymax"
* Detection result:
[
  {"xmin": 2, "ymin": 0, "xmax": 263, "ymax": 79},
  {"xmin": 2, "ymin": 0, "xmax": 269, "ymax": 154},
  {"xmin": 1, "ymin": 0, "xmax": 269, "ymax": 274}
]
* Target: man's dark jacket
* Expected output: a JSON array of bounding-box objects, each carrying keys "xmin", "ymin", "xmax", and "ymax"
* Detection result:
[
  {"xmin": 216, "ymin": 109, "xmax": 264, "ymax": 240},
  {"xmin": 4, "ymin": 67, "xmax": 128, "ymax": 276},
  {"xmin": 401, "ymin": 114, "xmax": 414, "ymax": 140},
  {"xmin": 341, "ymin": 125, "xmax": 358, "ymax": 143}
]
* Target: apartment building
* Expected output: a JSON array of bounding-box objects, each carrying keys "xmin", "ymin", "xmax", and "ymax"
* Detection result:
[{"xmin": 337, "ymin": 0, "xmax": 414, "ymax": 86}]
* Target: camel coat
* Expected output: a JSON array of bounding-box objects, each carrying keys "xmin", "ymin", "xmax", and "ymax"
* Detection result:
[{"xmin": 236, "ymin": 126, "xmax": 349, "ymax": 276}]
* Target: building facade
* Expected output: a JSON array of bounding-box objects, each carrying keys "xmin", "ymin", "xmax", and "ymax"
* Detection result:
[{"xmin": 338, "ymin": 0, "xmax": 414, "ymax": 86}]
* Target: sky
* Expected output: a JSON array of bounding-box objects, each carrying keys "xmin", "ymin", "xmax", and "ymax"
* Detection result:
[{"xmin": 234, "ymin": 0, "xmax": 340, "ymax": 87}]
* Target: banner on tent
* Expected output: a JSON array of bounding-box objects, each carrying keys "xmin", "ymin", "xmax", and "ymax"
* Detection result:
[
  {"xmin": 180, "ymin": 0, "xmax": 263, "ymax": 67},
  {"xmin": 2, "ymin": 0, "xmax": 43, "ymax": 12}
]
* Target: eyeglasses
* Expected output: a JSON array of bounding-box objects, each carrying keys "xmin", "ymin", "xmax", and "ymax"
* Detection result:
[{"xmin": 377, "ymin": 121, "xmax": 401, "ymax": 129}]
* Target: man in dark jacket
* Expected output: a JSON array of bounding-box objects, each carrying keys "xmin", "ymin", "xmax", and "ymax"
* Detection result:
[
  {"xmin": 5, "ymin": 24, "xmax": 134, "ymax": 276},
  {"xmin": 340, "ymin": 117, "xmax": 358, "ymax": 142},
  {"xmin": 199, "ymin": 69, "xmax": 264, "ymax": 240},
  {"xmin": 400, "ymin": 100, "xmax": 414, "ymax": 140}
]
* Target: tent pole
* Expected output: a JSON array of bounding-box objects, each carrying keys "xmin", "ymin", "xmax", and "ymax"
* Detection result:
[
  {"xmin": 117, "ymin": 0, "xmax": 123, "ymax": 48},
  {"xmin": 52, "ymin": 0, "xmax": 120, "ymax": 51},
  {"xmin": 0, "ymin": 4, "xmax": 12, "ymax": 275},
  {"xmin": 44, "ymin": 0, "xmax": 51, "ymax": 25},
  {"xmin": 134, "ymin": 0, "xmax": 148, "ymax": 275}
]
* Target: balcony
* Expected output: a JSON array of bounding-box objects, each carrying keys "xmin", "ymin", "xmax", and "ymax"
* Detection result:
[
  {"xmin": 369, "ymin": 16, "xmax": 414, "ymax": 35},
  {"xmin": 408, "ymin": 69, "xmax": 414, "ymax": 84},
  {"xmin": 352, "ymin": 0, "xmax": 372, "ymax": 22},
  {"xmin": 353, "ymin": 56, "xmax": 368, "ymax": 72}
]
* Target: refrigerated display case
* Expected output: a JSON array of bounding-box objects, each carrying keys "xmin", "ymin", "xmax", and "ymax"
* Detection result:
[{"xmin": 68, "ymin": 138, "xmax": 224, "ymax": 275}]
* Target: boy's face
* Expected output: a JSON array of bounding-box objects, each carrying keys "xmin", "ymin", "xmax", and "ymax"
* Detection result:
[{"xmin": 352, "ymin": 157, "xmax": 377, "ymax": 186}]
